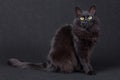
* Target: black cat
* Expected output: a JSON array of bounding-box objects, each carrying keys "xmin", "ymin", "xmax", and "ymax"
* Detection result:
[
  {"xmin": 8, "ymin": 5, "xmax": 100, "ymax": 75},
  {"xmin": 72, "ymin": 5, "xmax": 100, "ymax": 74}
]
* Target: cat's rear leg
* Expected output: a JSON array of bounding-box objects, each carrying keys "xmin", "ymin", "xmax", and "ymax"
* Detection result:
[
  {"xmin": 51, "ymin": 60, "xmax": 74, "ymax": 73},
  {"xmin": 61, "ymin": 64, "xmax": 74, "ymax": 73},
  {"xmin": 46, "ymin": 63, "xmax": 60, "ymax": 72}
]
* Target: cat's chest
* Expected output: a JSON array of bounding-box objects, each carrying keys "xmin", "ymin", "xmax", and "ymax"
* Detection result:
[
  {"xmin": 73, "ymin": 34, "xmax": 97, "ymax": 48},
  {"xmin": 72, "ymin": 25, "xmax": 99, "ymax": 39},
  {"xmin": 72, "ymin": 27, "xmax": 99, "ymax": 47}
]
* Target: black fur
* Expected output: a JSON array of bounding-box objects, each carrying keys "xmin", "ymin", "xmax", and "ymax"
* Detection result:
[{"xmin": 8, "ymin": 5, "xmax": 100, "ymax": 75}]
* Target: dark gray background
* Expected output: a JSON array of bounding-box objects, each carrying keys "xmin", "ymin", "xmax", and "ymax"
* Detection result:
[{"xmin": 0, "ymin": 0, "xmax": 120, "ymax": 80}]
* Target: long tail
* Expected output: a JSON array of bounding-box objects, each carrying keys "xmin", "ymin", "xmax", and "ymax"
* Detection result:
[{"xmin": 8, "ymin": 58, "xmax": 47, "ymax": 70}]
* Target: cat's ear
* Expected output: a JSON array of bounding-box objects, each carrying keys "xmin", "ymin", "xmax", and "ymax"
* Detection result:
[
  {"xmin": 89, "ymin": 5, "xmax": 96, "ymax": 15},
  {"xmin": 75, "ymin": 7, "xmax": 82, "ymax": 17}
]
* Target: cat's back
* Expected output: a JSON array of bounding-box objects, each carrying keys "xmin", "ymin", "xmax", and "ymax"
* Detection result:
[
  {"xmin": 55, "ymin": 24, "xmax": 72, "ymax": 38},
  {"xmin": 51, "ymin": 24, "xmax": 73, "ymax": 48},
  {"xmin": 48, "ymin": 24, "xmax": 75, "ymax": 62}
]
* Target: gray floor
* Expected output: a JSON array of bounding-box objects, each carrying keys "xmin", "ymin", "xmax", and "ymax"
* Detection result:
[{"xmin": 0, "ymin": 64, "xmax": 120, "ymax": 80}]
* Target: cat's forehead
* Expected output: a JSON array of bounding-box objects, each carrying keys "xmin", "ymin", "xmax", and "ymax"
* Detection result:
[{"xmin": 82, "ymin": 10, "xmax": 90, "ymax": 16}]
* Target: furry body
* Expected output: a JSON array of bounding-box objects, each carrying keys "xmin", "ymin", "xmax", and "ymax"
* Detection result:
[{"xmin": 8, "ymin": 5, "xmax": 100, "ymax": 75}]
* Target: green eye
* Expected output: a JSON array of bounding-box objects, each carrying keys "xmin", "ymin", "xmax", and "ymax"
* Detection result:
[
  {"xmin": 88, "ymin": 16, "xmax": 93, "ymax": 20},
  {"xmin": 80, "ymin": 17, "xmax": 84, "ymax": 21}
]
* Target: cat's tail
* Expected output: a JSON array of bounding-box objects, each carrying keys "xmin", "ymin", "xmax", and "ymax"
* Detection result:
[{"xmin": 8, "ymin": 58, "xmax": 47, "ymax": 70}]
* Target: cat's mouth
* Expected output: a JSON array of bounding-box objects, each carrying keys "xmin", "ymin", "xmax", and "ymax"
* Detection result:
[
  {"xmin": 80, "ymin": 22, "xmax": 93, "ymax": 29},
  {"xmin": 81, "ymin": 24, "xmax": 89, "ymax": 28},
  {"xmin": 81, "ymin": 22, "xmax": 89, "ymax": 27}
]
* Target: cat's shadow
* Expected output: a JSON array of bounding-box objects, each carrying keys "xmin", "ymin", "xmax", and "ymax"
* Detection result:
[{"xmin": 93, "ymin": 61, "xmax": 120, "ymax": 73}]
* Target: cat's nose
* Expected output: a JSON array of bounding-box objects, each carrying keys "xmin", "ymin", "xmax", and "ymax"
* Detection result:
[{"xmin": 81, "ymin": 22, "xmax": 87, "ymax": 26}]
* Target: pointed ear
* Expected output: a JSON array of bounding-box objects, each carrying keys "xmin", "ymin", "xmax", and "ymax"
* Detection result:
[
  {"xmin": 89, "ymin": 5, "xmax": 96, "ymax": 15},
  {"xmin": 75, "ymin": 7, "xmax": 82, "ymax": 17}
]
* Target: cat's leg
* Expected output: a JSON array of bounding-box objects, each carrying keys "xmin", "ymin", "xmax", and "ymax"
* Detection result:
[
  {"xmin": 87, "ymin": 56, "xmax": 96, "ymax": 75},
  {"xmin": 73, "ymin": 40, "xmax": 90, "ymax": 74},
  {"xmin": 75, "ymin": 44, "xmax": 95, "ymax": 75},
  {"xmin": 46, "ymin": 63, "xmax": 60, "ymax": 72},
  {"xmin": 79, "ymin": 56, "xmax": 90, "ymax": 74},
  {"xmin": 79, "ymin": 51, "xmax": 95, "ymax": 75},
  {"xmin": 51, "ymin": 62, "xmax": 74, "ymax": 73},
  {"xmin": 60, "ymin": 62, "xmax": 74, "ymax": 73},
  {"xmin": 50, "ymin": 58, "xmax": 74, "ymax": 73},
  {"xmin": 60, "ymin": 51, "xmax": 80, "ymax": 73}
]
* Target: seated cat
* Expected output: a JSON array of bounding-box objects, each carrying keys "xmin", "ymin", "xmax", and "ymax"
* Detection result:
[{"xmin": 8, "ymin": 5, "xmax": 100, "ymax": 75}]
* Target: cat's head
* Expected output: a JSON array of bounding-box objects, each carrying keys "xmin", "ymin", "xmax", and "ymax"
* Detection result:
[{"xmin": 73, "ymin": 5, "xmax": 98, "ymax": 28}]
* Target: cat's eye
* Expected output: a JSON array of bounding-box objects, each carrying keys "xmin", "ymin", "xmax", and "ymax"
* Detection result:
[
  {"xmin": 88, "ymin": 16, "xmax": 93, "ymax": 20},
  {"xmin": 80, "ymin": 17, "xmax": 84, "ymax": 21}
]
